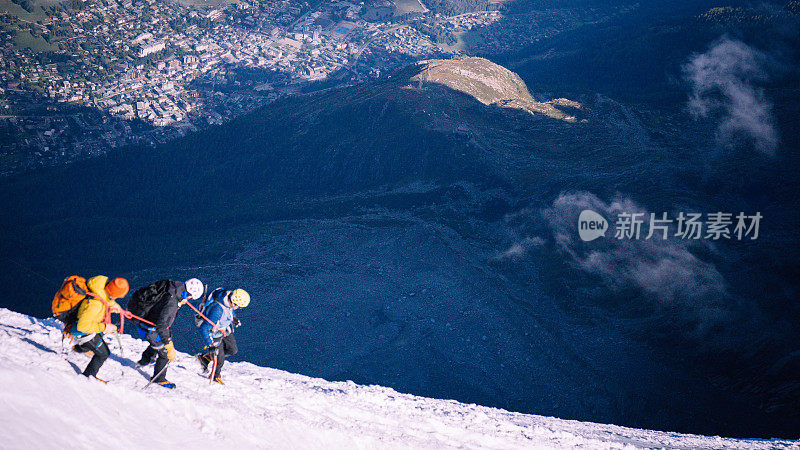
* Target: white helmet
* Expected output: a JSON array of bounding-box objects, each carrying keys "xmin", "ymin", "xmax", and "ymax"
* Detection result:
[{"xmin": 184, "ymin": 278, "xmax": 204, "ymax": 300}]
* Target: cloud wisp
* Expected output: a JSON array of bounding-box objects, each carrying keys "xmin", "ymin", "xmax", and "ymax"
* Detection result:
[
  {"xmin": 683, "ymin": 37, "xmax": 779, "ymax": 155},
  {"xmin": 503, "ymin": 192, "xmax": 740, "ymax": 344},
  {"xmin": 541, "ymin": 193, "xmax": 728, "ymax": 310}
]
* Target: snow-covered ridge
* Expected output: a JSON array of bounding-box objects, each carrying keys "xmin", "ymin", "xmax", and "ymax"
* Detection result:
[{"xmin": 0, "ymin": 308, "xmax": 794, "ymax": 449}]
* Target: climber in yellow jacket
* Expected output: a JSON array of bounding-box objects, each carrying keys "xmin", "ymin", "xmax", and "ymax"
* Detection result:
[{"xmin": 72, "ymin": 276, "xmax": 129, "ymax": 379}]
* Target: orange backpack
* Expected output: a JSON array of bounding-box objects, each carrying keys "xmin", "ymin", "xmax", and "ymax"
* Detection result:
[{"xmin": 52, "ymin": 275, "xmax": 89, "ymax": 324}]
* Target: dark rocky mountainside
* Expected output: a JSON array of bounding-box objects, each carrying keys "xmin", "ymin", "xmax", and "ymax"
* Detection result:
[{"xmin": 1, "ymin": 56, "xmax": 798, "ymax": 437}]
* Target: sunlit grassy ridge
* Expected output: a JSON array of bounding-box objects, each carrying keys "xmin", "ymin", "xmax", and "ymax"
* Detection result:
[{"xmin": 413, "ymin": 57, "xmax": 581, "ymax": 122}]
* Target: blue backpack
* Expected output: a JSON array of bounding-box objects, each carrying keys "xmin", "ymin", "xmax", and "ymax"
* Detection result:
[{"xmin": 194, "ymin": 288, "xmax": 225, "ymax": 327}]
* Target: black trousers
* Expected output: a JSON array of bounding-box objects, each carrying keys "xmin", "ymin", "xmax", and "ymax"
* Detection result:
[
  {"xmin": 140, "ymin": 344, "xmax": 170, "ymax": 382},
  {"xmin": 206, "ymin": 334, "xmax": 237, "ymax": 378},
  {"xmin": 75, "ymin": 334, "xmax": 110, "ymax": 378}
]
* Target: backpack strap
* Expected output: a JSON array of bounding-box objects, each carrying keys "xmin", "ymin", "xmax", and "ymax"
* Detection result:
[
  {"xmin": 70, "ymin": 278, "xmax": 87, "ymax": 296},
  {"xmin": 210, "ymin": 300, "xmax": 229, "ymax": 328},
  {"xmin": 86, "ymin": 292, "xmax": 112, "ymax": 325}
]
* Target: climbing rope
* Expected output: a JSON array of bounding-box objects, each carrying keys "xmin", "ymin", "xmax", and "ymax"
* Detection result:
[{"xmin": 184, "ymin": 301, "xmax": 228, "ymax": 336}]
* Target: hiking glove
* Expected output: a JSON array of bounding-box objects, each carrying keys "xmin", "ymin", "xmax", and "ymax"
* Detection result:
[
  {"xmin": 232, "ymin": 317, "xmax": 241, "ymax": 328},
  {"xmin": 104, "ymin": 323, "xmax": 117, "ymax": 334},
  {"xmin": 165, "ymin": 341, "xmax": 176, "ymax": 362}
]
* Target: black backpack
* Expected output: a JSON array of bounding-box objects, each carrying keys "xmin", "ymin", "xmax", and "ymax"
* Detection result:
[{"xmin": 128, "ymin": 279, "xmax": 174, "ymax": 318}]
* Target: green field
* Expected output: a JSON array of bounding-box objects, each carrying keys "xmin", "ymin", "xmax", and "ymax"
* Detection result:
[
  {"xmin": 14, "ymin": 30, "xmax": 59, "ymax": 51},
  {"xmin": 0, "ymin": 0, "xmax": 46, "ymax": 22},
  {"xmin": 437, "ymin": 30, "xmax": 479, "ymax": 52},
  {"xmin": 0, "ymin": 0, "xmax": 68, "ymax": 22},
  {"xmin": 393, "ymin": 0, "xmax": 427, "ymax": 16}
]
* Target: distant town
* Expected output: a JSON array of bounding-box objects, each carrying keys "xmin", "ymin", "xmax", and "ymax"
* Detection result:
[{"xmin": 0, "ymin": 0, "xmax": 626, "ymax": 173}]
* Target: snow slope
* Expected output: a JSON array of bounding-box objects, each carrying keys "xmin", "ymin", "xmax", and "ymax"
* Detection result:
[{"xmin": 0, "ymin": 308, "xmax": 795, "ymax": 450}]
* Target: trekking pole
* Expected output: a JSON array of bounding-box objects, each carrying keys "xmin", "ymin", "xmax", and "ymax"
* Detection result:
[
  {"xmin": 209, "ymin": 347, "xmax": 219, "ymax": 384},
  {"xmin": 142, "ymin": 360, "xmax": 172, "ymax": 390},
  {"xmin": 114, "ymin": 315, "xmax": 125, "ymax": 356},
  {"xmin": 115, "ymin": 332, "xmax": 124, "ymax": 356}
]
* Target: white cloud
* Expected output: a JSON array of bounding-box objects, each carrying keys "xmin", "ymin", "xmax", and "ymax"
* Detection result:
[
  {"xmin": 494, "ymin": 237, "xmax": 544, "ymax": 261},
  {"xmin": 683, "ymin": 37, "xmax": 779, "ymax": 155},
  {"xmin": 506, "ymin": 192, "xmax": 736, "ymax": 340}
]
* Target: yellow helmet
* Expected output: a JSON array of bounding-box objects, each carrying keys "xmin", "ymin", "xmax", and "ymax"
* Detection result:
[{"xmin": 229, "ymin": 289, "xmax": 250, "ymax": 308}]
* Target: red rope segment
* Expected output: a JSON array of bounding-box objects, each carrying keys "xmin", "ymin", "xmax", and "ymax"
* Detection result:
[{"xmin": 184, "ymin": 301, "xmax": 228, "ymax": 337}]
